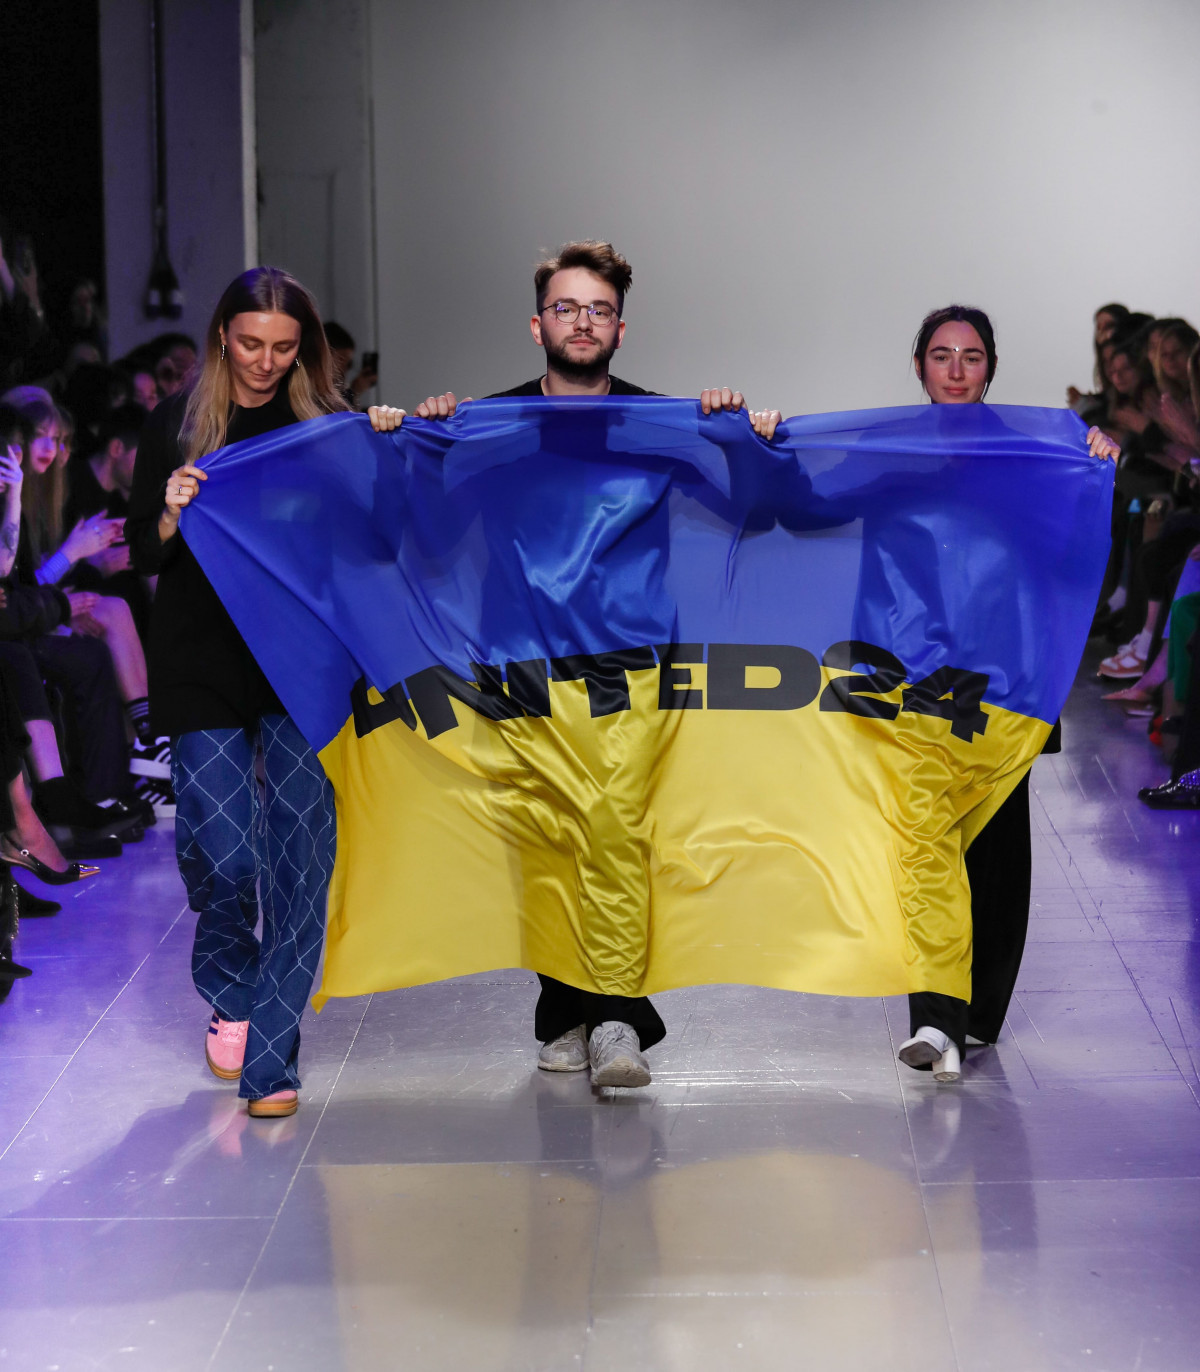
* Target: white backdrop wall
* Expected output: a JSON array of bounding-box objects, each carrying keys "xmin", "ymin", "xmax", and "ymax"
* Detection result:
[
  {"xmin": 255, "ymin": 0, "xmax": 375, "ymax": 359},
  {"xmin": 367, "ymin": 0, "xmax": 1200, "ymax": 416}
]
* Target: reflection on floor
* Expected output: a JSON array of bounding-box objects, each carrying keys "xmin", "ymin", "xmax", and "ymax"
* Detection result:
[{"xmin": 2, "ymin": 652, "xmax": 1200, "ymax": 1372}]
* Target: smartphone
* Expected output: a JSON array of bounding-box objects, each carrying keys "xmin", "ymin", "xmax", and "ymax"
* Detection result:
[{"xmin": 361, "ymin": 351, "xmax": 379, "ymax": 375}]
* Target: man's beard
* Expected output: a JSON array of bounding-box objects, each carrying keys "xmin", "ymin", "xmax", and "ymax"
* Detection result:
[{"xmin": 543, "ymin": 332, "xmax": 618, "ymax": 383}]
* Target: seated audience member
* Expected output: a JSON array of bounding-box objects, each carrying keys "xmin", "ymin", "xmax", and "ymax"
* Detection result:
[
  {"xmin": 117, "ymin": 359, "xmax": 160, "ymax": 412},
  {"xmin": 1098, "ymin": 326, "xmax": 1200, "ymax": 679},
  {"xmin": 64, "ymin": 404, "xmax": 151, "ymax": 639},
  {"xmin": 60, "ymin": 279, "xmax": 107, "ymax": 363},
  {"xmin": 148, "ymin": 333, "xmax": 198, "ymax": 398},
  {"xmin": 1139, "ymin": 546, "xmax": 1200, "ymax": 809},
  {"xmin": 61, "ymin": 341, "xmax": 102, "ymax": 382},
  {"xmin": 1068, "ymin": 302, "xmax": 1131, "ymax": 419},
  {"xmin": 2, "ymin": 388, "xmax": 172, "ymax": 820},
  {"xmin": 1149, "ymin": 323, "xmax": 1200, "ymax": 468},
  {"xmin": 63, "ymin": 364, "xmax": 130, "ymax": 451},
  {"xmin": 0, "ymin": 225, "xmax": 53, "ymax": 390},
  {"xmin": 324, "ymin": 320, "xmax": 378, "ymax": 407},
  {"xmin": 1095, "ymin": 336, "xmax": 1178, "ymax": 666},
  {"xmin": 0, "ymin": 402, "xmax": 143, "ymax": 850},
  {"xmin": 0, "ymin": 642, "xmax": 100, "ymax": 982}
]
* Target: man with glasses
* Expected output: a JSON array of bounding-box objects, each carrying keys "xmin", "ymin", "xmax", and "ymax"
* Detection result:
[{"xmin": 371, "ymin": 240, "xmax": 779, "ymax": 1088}]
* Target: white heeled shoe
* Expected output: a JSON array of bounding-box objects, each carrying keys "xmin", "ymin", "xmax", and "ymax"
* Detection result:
[{"xmin": 898, "ymin": 1025, "xmax": 962, "ymax": 1083}]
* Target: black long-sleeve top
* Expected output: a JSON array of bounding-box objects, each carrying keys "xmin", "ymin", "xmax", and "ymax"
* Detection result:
[
  {"xmin": 126, "ymin": 389, "xmax": 295, "ymax": 735},
  {"xmin": 0, "ymin": 518, "xmax": 71, "ymax": 640}
]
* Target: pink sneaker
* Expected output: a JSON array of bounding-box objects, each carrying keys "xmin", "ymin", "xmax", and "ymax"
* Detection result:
[
  {"xmin": 247, "ymin": 1089, "xmax": 298, "ymax": 1118},
  {"xmin": 205, "ymin": 1013, "xmax": 248, "ymax": 1081}
]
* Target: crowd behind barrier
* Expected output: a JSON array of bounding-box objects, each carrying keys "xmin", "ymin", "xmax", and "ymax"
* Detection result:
[{"xmin": 0, "ymin": 219, "xmax": 1195, "ymax": 993}]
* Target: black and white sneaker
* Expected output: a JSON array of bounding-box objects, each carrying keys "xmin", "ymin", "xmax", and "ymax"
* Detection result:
[
  {"xmin": 132, "ymin": 775, "xmax": 176, "ymax": 819},
  {"xmin": 129, "ymin": 736, "xmax": 171, "ymax": 780}
]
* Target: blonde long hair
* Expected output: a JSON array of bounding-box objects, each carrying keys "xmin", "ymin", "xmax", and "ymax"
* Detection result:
[{"xmin": 180, "ymin": 267, "xmax": 348, "ymax": 465}]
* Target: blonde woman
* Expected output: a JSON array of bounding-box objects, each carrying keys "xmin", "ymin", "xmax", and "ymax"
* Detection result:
[{"xmin": 126, "ymin": 267, "xmax": 347, "ymax": 1118}]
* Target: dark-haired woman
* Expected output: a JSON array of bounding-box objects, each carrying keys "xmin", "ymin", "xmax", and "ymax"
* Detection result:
[
  {"xmin": 1067, "ymin": 302, "xmax": 1131, "ymax": 420},
  {"xmin": 899, "ymin": 305, "xmax": 1117, "ymax": 1082},
  {"xmin": 127, "ymin": 267, "xmax": 346, "ymax": 1118}
]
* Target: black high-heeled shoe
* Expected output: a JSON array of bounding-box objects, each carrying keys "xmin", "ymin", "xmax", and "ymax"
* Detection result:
[{"xmin": 0, "ymin": 836, "xmax": 99, "ymax": 885}]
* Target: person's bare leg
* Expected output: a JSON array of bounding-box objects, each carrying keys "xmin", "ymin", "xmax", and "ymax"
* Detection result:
[
  {"xmin": 1103, "ymin": 643, "xmax": 1170, "ymax": 701},
  {"xmin": 5, "ymin": 770, "xmax": 69, "ymax": 872},
  {"xmin": 26, "ymin": 719, "xmax": 65, "ymax": 781},
  {"xmin": 88, "ymin": 597, "xmax": 148, "ymax": 703}
]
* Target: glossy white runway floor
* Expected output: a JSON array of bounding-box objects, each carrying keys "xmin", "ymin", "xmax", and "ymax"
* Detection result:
[{"xmin": 3, "ymin": 652, "xmax": 1200, "ymax": 1372}]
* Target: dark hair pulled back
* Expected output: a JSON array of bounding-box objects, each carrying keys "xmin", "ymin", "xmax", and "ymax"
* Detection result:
[{"xmin": 913, "ymin": 305, "xmax": 998, "ymax": 395}]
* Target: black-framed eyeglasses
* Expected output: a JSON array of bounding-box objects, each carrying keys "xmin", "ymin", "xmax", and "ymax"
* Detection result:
[{"xmin": 541, "ymin": 300, "xmax": 619, "ymax": 326}]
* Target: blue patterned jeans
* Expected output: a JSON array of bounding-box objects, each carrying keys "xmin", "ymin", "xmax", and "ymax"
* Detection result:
[{"xmin": 172, "ymin": 716, "xmax": 336, "ymax": 1099}]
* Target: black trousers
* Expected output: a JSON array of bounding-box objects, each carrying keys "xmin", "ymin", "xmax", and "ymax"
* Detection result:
[
  {"xmin": 1173, "ymin": 625, "xmax": 1200, "ymax": 779},
  {"xmin": 908, "ymin": 771, "xmax": 1032, "ymax": 1054},
  {"xmin": 0, "ymin": 658, "xmax": 27, "ymax": 825},
  {"xmin": 0, "ymin": 639, "xmax": 52, "ymax": 722},
  {"xmin": 534, "ymin": 974, "xmax": 666, "ymax": 1051},
  {"xmin": 29, "ymin": 634, "xmax": 128, "ymax": 802}
]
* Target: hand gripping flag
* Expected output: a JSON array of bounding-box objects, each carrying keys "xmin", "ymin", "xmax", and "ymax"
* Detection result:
[{"xmin": 180, "ymin": 400, "xmax": 1112, "ymax": 1008}]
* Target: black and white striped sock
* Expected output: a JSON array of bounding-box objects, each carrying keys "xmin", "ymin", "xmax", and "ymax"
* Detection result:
[{"xmin": 127, "ymin": 696, "xmax": 152, "ymax": 743}]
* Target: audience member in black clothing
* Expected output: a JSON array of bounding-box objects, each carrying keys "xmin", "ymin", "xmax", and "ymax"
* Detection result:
[
  {"xmin": 0, "ymin": 658, "xmax": 33, "ymax": 983},
  {"xmin": 0, "ymin": 649, "xmax": 96, "ymax": 899},
  {"xmin": 3, "ymin": 388, "xmax": 166, "ymax": 818},
  {"xmin": 369, "ymin": 239, "xmax": 782, "ymax": 1089},
  {"xmin": 0, "ymin": 228, "xmax": 53, "ymax": 390},
  {"xmin": 126, "ymin": 266, "xmax": 345, "ymax": 1119},
  {"xmin": 64, "ymin": 403, "xmax": 152, "ymax": 638},
  {"xmin": 0, "ymin": 403, "xmax": 143, "ymax": 851}
]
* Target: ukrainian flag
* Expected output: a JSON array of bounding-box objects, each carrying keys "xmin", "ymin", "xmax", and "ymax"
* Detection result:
[{"xmin": 182, "ymin": 400, "xmax": 1111, "ymax": 1008}]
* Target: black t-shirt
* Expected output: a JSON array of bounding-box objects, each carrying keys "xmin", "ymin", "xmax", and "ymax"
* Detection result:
[
  {"xmin": 65, "ymin": 456, "xmax": 128, "ymax": 526},
  {"xmin": 126, "ymin": 388, "xmax": 297, "ymax": 736},
  {"xmin": 485, "ymin": 375, "xmax": 660, "ymax": 398}
]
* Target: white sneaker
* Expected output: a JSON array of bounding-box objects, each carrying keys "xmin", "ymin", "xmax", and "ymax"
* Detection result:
[
  {"xmin": 537, "ymin": 1024, "xmax": 589, "ymax": 1072},
  {"xmin": 588, "ymin": 1021, "xmax": 651, "ymax": 1087},
  {"xmin": 898, "ymin": 1025, "xmax": 962, "ymax": 1082}
]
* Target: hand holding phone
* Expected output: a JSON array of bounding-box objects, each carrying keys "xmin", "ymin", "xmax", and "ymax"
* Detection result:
[{"xmin": 0, "ymin": 445, "xmax": 23, "ymax": 494}]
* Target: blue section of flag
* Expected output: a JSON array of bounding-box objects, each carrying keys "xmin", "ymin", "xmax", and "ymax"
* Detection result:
[{"xmin": 181, "ymin": 399, "xmax": 1112, "ymax": 752}]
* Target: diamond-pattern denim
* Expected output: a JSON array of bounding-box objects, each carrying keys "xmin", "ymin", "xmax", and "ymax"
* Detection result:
[{"xmin": 172, "ymin": 715, "xmax": 336, "ymax": 1100}]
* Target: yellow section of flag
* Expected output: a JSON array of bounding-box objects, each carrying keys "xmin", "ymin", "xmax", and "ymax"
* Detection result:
[{"xmin": 313, "ymin": 665, "xmax": 1047, "ymax": 1009}]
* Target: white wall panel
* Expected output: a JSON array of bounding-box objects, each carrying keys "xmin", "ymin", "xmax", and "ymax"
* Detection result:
[{"xmin": 367, "ymin": 0, "xmax": 1200, "ymax": 415}]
